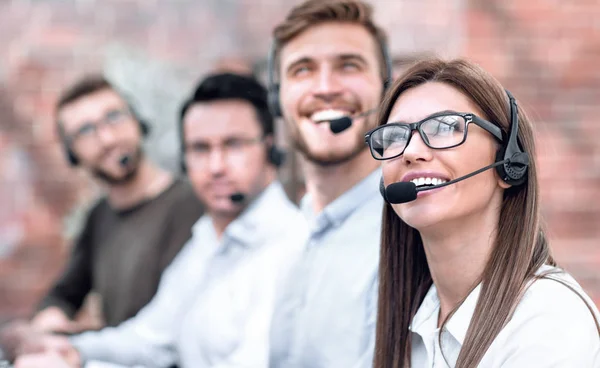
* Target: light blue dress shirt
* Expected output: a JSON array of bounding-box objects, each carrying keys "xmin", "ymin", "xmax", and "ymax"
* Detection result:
[
  {"xmin": 71, "ymin": 181, "xmax": 306, "ymax": 368},
  {"xmin": 270, "ymin": 169, "xmax": 383, "ymax": 368}
]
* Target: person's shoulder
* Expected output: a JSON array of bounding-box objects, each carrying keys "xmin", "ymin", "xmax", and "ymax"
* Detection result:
[
  {"xmin": 519, "ymin": 267, "xmax": 597, "ymax": 317},
  {"xmin": 270, "ymin": 199, "xmax": 307, "ymax": 237},
  {"xmin": 163, "ymin": 176, "xmax": 203, "ymax": 211},
  {"xmin": 167, "ymin": 176, "xmax": 199, "ymax": 200},
  {"xmin": 261, "ymin": 190, "xmax": 308, "ymax": 247},
  {"xmin": 263, "ymin": 183, "xmax": 303, "ymax": 221},
  {"xmin": 355, "ymin": 192, "xmax": 384, "ymax": 217},
  {"xmin": 504, "ymin": 266, "xmax": 600, "ymax": 358},
  {"xmin": 346, "ymin": 192, "xmax": 383, "ymax": 234},
  {"xmin": 84, "ymin": 196, "xmax": 111, "ymax": 220}
]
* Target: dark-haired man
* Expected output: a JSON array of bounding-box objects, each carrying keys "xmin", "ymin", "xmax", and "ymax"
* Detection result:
[
  {"xmin": 13, "ymin": 73, "xmax": 305, "ymax": 368},
  {"xmin": 32, "ymin": 76, "xmax": 203, "ymax": 333}
]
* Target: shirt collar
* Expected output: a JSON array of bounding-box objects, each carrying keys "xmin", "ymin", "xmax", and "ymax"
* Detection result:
[
  {"xmin": 410, "ymin": 264, "xmax": 560, "ymax": 347},
  {"xmin": 301, "ymin": 168, "xmax": 381, "ymax": 229},
  {"xmin": 409, "ymin": 283, "xmax": 441, "ymax": 335},
  {"xmin": 444, "ymin": 284, "xmax": 481, "ymax": 345},
  {"xmin": 410, "ymin": 282, "xmax": 482, "ymax": 347},
  {"xmin": 224, "ymin": 181, "xmax": 289, "ymax": 247}
]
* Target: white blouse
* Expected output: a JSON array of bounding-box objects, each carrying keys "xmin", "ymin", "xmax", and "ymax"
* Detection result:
[{"xmin": 410, "ymin": 265, "xmax": 600, "ymax": 367}]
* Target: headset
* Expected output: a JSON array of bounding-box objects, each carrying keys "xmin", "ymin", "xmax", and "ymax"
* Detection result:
[
  {"xmin": 58, "ymin": 103, "xmax": 150, "ymax": 167},
  {"xmin": 379, "ymin": 89, "xmax": 529, "ymax": 202},
  {"xmin": 495, "ymin": 89, "xmax": 529, "ymax": 186},
  {"xmin": 266, "ymin": 34, "xmax": 394, "ymax": 118}
]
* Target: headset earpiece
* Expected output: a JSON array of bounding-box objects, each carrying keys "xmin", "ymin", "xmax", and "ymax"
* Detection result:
[
  {"xmin": 66, "ymin": 148, "xmax": 79, "ymax": 166},
  {"xmin": 180, "ymin": 156, "xmax": 187, "ymax": 173},
  {"xmin": 268, "ymin": 83, "xmax": 282, "ymax": 118},
  {"xmin": 495, "ymin": 147, "xmax": 528, "ymax": 186},
  {"xmin": 268, "ymin": 145, "xmax": 286, "ymax": 167},
  {"xmin": 262, "ymin": 44, "xmax": 286, "ymax": 163},
  {"xmin": 139, "ymin": 120, "xmax": 150, "ymax": 136},
  {"xmin": 380, "ymin": 38, "xmax": 393, "ymax": 93},
  {"xmin": 56, "ymin": 122, "xmax": 79, "ymax": 167},
  {"xmin": 127, "ymin": 104, "xmax": 151, "ymax": 137},
  {"xmin": 266, "ymin": 42, "xmax": 283, "ymax": 118},
  {"xmin": 179, "ymin": 112, "xmax": 187, "ymax": 174},
  {"xmin": 495, "ymin": 89, "xmax": 529, "ymax": 186}
]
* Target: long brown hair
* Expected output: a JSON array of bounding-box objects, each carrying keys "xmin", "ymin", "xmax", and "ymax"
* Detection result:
[{"xmin": 373, "ymin": 58, "xmax": 555, "ymax": 367}]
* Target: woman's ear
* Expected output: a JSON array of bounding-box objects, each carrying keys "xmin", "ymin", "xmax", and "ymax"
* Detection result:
[{"xmin": 496, "ymin": 175, "xmax": 512, "ymax": 189}]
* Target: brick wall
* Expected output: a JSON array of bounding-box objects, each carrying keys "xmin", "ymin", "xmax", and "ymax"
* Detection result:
[
  {"xmin": 0, "ymin": 0, "xmax": 598, "ymax": 322},
  {"xmin": 465, "ymin": 0, "xmax": 600, "ymax": 306}
]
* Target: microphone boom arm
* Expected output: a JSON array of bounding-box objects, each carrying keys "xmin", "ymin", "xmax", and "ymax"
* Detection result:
[{"xmin": 416, "ymin": 159, "xmax": 509, "ymax": 192}]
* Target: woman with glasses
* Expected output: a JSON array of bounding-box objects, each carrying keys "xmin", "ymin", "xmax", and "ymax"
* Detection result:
[{"xmin": 365, "ymin": 58, "xmax": 600, "ymax": 367}]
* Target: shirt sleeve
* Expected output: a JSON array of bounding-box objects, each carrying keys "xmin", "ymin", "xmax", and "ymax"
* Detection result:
[
  {"xmin": 36, "ymin": 206, "xmax": 96, "ymax": 318},
  {"xmin": 70, "ymin": 235, "xmax": 202, "ymax": 368}
]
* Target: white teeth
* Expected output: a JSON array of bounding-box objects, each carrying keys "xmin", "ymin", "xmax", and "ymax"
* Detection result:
[
  {"xmin": 310, "ymin": 109, "xmax": 349, "ymax": 122},
  {"xmin": 410, "ymin": 177, "xmax": 448, "ymax": 186}
]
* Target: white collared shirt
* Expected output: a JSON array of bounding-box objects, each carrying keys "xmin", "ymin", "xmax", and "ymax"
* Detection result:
[
  {"xmin": 411, "ymin": 265, "xmax": 600, "ymax": 367},
  {"xmin": 72, "ymin": 181, "xmax": 307, "ymax": 368}
]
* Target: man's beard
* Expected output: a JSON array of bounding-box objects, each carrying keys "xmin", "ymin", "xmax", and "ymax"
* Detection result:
[
  {"xmin": 289, "ymin": 120, "xmax": 369, "ymax": 167},
  {"xmin": 91, "ymin": 147, "xmax": 143, "ymax": 185}
]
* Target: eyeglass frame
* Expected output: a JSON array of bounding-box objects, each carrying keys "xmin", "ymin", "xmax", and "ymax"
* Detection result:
[
  {"xmin": 62, "ymin": 107, "xmax": 134, "ymax": 145},
  {"xmin": 364, "ymin": 111, "xmax": 504, "ymax": 161},
  {"xmin": 183, "ymin": 135, "xmax": 266, "ymax": 166}
]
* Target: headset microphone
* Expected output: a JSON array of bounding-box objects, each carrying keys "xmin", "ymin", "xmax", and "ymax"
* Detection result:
[
  {"xmin": 326, "ymin": 109, "xmax": 378, "ymax": 134},
  {"xmin": 329, "ymin": 116, "xmax": 352, "ymax": 134},
  {"xmin": 119, "ymin": 155, "xmax": 131, "ymax": 167},
  {"xmin": 382, "ymin": 159, "xmax": 515, "ymax": 204},
  {"xmin": 229, "ymin": 192, "xmax": 246, "ymax": 203}
]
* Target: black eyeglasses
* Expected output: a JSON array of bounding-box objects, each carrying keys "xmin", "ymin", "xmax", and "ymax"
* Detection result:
[{"xmin": 364, "ymin": 111, "xmax": 504, "ymax": 160}]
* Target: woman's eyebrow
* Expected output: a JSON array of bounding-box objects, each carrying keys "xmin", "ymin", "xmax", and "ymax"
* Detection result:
[{"xmin": 389, "ymin": 109, "xmax": 460, "ymax": 124}]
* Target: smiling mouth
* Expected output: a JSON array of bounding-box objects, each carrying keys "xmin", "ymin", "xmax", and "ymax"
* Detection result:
[
  {"xmin": 309, "ymin": 109, "xmax": 354, "ymax": 123},
  {"xmin": 410, "ymin": 177, "xmax": 448, "ymax": 188}
]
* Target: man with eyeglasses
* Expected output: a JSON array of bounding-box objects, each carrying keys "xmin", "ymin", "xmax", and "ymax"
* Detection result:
[
  {"xmin": 10, "ymin": 72, "xmax": 305, "ymax": 368},
  {"xmin": 0, "ymin": 76, "xmax": 203, "ymax": 361}
]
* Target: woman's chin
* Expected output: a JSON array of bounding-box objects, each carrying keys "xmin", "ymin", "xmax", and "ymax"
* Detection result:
[{"xmin": 394, "ymin": 206, "xmax": 446, "ymax": 231}]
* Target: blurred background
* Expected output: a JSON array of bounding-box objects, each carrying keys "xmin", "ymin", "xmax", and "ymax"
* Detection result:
[{"xmin": 0, "ymin": 0, "xmax": 598, "ymax": 326}]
